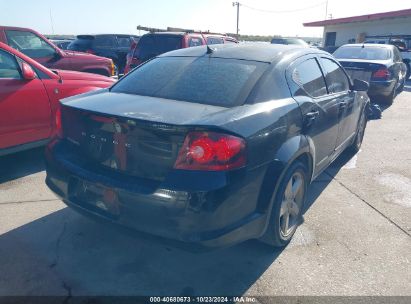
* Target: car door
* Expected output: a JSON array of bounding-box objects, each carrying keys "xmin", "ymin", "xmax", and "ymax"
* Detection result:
[
  {"xmin": 318, "ymin": 56, "xmax": 358, "ymax": 152},
  {"xmin": 0, "ymin": 49, "xmax": 51, "ymax": 149},
  {"xmin": 287, "ymin": 56, "xmax": 340, "ymax": 175},
  {"xmin": 4, "ymin": 29, "xmax": 60, "ymax": 68}
]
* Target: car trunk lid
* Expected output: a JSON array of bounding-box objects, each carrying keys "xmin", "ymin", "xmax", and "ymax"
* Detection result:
[
  {"xmin": 338, "ymin": 59, "xmax": 390, "ymax": 82},
  {"xmin": 60, "ymin": 92, "xmax": 227, "ymax": 181}
]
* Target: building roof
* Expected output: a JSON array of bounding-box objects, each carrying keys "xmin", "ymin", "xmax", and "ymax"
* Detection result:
[{"xmin": 304, "ymin": 8, "xmax": 411, "ymax": 27}]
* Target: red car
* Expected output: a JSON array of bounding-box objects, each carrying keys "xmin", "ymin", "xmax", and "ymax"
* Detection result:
[
  {"xmin": 0, "ymin": 42, "xmax": 115, "ymax": 156},
  {"xmin": 124, "ymin": 31, "xmax": 238, "ymax": 74},
  {"xmin": 0, "ymin": 26, "xmax": 116, "ymax": 77}
]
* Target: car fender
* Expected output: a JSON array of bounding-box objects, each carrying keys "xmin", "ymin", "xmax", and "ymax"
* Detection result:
[{"xmin": 255, "ymin": 134, "xmax": 313, "ymax": 236}]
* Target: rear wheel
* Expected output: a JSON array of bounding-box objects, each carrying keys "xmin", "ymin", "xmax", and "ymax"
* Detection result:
[
  {"xmin": 347, "ymin": 108, "xmax": 367, "ymax": 154},
  {"xmin": 382, "ymin": 79, "xmax": 398, "ymax": 105},
  {"xmin": 398, "ymin": 77, "xmax": 405, "ymax": 93},
  {"xmin": 260, "ymin": 161, "xmax": 308, "ymax": 248}
]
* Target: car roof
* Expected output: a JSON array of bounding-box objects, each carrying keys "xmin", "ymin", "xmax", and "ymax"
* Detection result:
[{"xmin": 159, "ymin": 43, "xmax": 326, "ymax": 63}]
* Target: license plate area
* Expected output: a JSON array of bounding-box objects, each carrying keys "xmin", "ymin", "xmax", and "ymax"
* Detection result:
[
  {"xmin": 346, "ymin": 69, "xmax": 372, "ymax": 83},
  {"xmin": 68, "ymin": 178, "xmax": 120, "ymax": 219}
]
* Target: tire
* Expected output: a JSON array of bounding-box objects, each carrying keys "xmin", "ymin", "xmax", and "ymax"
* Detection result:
[
  {"xmin": 347, "ymin": 108, "xmax": 367, "ymax": 154},
  {"xmin": 259, "ymin": 161, "xmax": 308, "ymax": 248},
  {"xmin": 381, "ymin": 79, "xmax": 398, "ymax": 105},
  {"xmin": 398, "ymin": 77, "xmax": 405, "ymax": 93}
]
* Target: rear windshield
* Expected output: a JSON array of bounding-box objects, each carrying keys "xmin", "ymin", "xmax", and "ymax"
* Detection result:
[
  {"xmin": 271, "ymin": 38, "xmax": 307, "ymax": 46},
  {"xmin": 111, "ymin": 57, "xmax": 268, "ymax": 107},
  {"xmin": 133, "ymin": 34, "xmax": 183, "ymax": 61},
  {"xmin": 67, "ymin": 38, "xmax": 93, "ymax": 51},
  {"xmin": 334, "ymin": 46, "xmax": 391, "ymax": 60}
]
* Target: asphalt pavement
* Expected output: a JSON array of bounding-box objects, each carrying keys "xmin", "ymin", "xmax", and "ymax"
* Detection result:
[{"xmin": 0, "ymin": 85, "xmax": 410, "ymax": 298}]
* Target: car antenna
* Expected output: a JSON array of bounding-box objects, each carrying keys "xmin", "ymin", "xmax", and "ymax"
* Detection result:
[{"xmin": 200, "ymin": 31, "xmax": 214, "ymax": 54}]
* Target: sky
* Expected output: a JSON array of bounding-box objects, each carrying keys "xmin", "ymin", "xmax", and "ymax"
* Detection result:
[{"xmin": 1, "ymin": 0, "xmax": 410, "ymax": 37}]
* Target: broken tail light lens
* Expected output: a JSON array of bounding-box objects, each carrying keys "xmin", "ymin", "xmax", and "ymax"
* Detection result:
[{"xmin": 174, "ymin": 132, "xmax": 246, "ymax": 171}]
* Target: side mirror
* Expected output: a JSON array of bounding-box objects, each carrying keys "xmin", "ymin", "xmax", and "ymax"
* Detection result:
[
  {"xmin": 21, "ymin": 62, "xmax": 36, "ymax": 80},
  {"xmin": 352, "ymin": 78, "xmax": 369, "ymax": 92}
]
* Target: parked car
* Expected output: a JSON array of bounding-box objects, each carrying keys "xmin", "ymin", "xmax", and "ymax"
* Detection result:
[
  {"xmin": 364, "ymin": 35, "xmax": 411, "ymax": 78},
  {"xmin": 124, "ymin": 32, "xmax": 237, "ymax": 74},
  {"xmin": 0, "ymin": 42, "xmax": 115, "ymax": 156},
  {"xmin": 271, "ymin": 37, "xmax": 309, "ymax": 46},
  {"xmin": 0, "ymin": 26, "xmax": 116, "ymax": 77},
  {"xmin": 67, "ymin": 34, "xmax": 140, "ymax": 74},
  {"xmin": 49, "ymin": 39, "xmax": 73, "ymax": 50},
  {"xmin": 45, "ymin": 44, "xmax": 369, "ymax": 248},
  {"xmin": 334, "ymin": 44, "xmax": 407, "ymax": 104}
]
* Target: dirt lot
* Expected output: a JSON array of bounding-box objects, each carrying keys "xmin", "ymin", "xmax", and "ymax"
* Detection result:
[{"xmin": 0, "ymin": 84, "xmax": 410, "ymax": 298}]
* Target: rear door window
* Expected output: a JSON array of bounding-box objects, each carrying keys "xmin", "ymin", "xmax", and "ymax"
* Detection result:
[
  {"xmin": 319, "ymin": 58, "xmax": 350, "ymax": 94},
  {"xmin": 207, "ymin": 37, "xmax": 224, "ymax": 45},
  {"xmin": 5, "ymin": 30, "xmax": 56, "ymax": 59},
  {"xmin": 188, "ymin": 37, "xmax": 203, "ymax": 47},
  {"xmin": 292, "ymin": 58, "xmax": 327, "ymax": 98}
]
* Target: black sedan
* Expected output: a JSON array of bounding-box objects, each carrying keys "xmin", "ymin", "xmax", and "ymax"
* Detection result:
[
  {"xmin": 45, "ymin": 44, "xmax": 369, "ymax": 248},
  {"xmin": 334, "ymin": 44, "xmax": 407, "ymax": 104}
]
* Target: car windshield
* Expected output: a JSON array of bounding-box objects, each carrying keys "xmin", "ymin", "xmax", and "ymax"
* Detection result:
[
  {"xmin": 133, "ymin": 34, "xmax": 183, "ymax": 61},
  {"xmin": 111, "ymin": 56, "xmax": 268, "ymax": 107},
  {"xmin": 334, "ymin": 46, "xmax": 391, "ymax": 60}
]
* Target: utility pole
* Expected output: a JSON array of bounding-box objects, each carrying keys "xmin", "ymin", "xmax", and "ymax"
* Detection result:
[
  {"xmin": 232, "ymin": 2, "xmax": 240, "ymax": 37},
  {"xmin": 325, "ymin": 0, "xmax": 329, "ymax": 20},
  {"xmin": 49, "ymin": 9, "xmax": 55, "ymax": 35}
]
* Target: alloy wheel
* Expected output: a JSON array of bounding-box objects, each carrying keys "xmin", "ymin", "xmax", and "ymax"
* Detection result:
[
  {"xmin": 279, "ymin": 172, "xmax": 305, "ymax": 238},
  {"xmin": 356, "ymin": 112, "xmax": 366, "ymax": 149}
]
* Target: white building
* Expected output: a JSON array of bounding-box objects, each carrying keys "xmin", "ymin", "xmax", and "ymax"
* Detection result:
[{"xmin": 304, "ymin": 8, "xmax": 411, "ymax": 48}]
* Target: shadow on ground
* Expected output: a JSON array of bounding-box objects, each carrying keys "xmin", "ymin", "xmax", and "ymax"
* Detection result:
[
  {"xmin": 0, "ymin": 148, "xmax": 354, "ymax": 296},
  {"xmin": 0, "ymin": 147, "xmax": 45, "ymax": 183}
]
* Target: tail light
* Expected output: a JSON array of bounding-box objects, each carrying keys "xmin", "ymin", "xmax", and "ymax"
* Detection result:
[
  {"xmin": 85, "ymin": 49, "xmax": 96, "ymax": 54},
  {"xmin": 174, "ymin": 132, "xmax": 246, "ymax": 171},
  {"xmin": 372, "ymin": 68, "xmax": 391, "ymax": 80},
  {"xmin": 54, "ymin": 107, "xmax": 63, "ymax": 138}
]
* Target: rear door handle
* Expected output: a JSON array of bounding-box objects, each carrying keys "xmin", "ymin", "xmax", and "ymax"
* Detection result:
[
  {"xmin": 339, "ymin": 101, "xmax": 348, "ymax": 109},
  {"xmin": 305, "ymin": 111, "xmax": 319, "ymax": 127}
]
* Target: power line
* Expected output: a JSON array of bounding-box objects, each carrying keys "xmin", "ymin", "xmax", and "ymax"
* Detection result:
[{"xmin": 241, "ymin": 1, "xmax": 327, "ymax": 14}]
